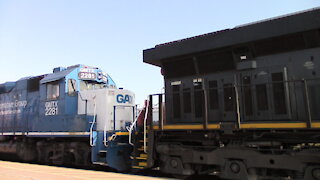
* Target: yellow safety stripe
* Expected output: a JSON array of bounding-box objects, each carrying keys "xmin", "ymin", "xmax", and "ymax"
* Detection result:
[
  {"xmin": 152, "ymin": 122, "xmax": 320, "ymax": 130},
  {"xmin": 153, "ymin": 124, "xmax": 220, "ymax": 130},
  {"xmin": 241, "ymin": 122, "xmax": 320, "ymax": 128},
  {"xmin": 241, "ymin": 123, "xmax": 305, "ymax": 129},
  {"xmin": 311, "ymin": 123, "xmax": 320, "ymax": 128},
  {"xmin": 115, "ymin": 132, "xmax": 129, "ymax": 135}
]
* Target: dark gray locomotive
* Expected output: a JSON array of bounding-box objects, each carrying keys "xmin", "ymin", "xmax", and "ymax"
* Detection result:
[{"xmin": 142, "ymin": 8, "xmax": 320, "ymax": 179}]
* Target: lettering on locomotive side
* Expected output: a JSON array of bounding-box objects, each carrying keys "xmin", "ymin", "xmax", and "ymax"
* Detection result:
[
  {"xmin": 78, "ymin": 72, "xmax": 96, "ymax": 80},
  {"xmin": 116, "ymin": 94, "xmax": 133, "ymax": 104},
  {"xmin": 78, "ymin": 68, "xmax": 97, "ymax": 80},
  {"xmin": 80, "ymin": 68, "xmax": 95, "ymax": 73},
  {"xmin": 0, "ymin": 100, "xmax": 28, "ymax": 115},
  {"xmin": 45, "ymin": 101, "xmax": 58, "ymax": 116},
  {"xmin": 0, "ymin": 100, "xmax": 28, "ymax": 109}
]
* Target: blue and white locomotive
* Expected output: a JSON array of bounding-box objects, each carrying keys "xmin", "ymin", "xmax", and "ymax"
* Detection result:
[{"xmin": 0, "ymin": 64, "xmax": 135, "ymax": 171}]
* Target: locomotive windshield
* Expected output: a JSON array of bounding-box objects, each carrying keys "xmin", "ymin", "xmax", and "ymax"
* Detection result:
[{"xmin": 80, "ymin": 81, "xmax": 106, "ymax": 91}]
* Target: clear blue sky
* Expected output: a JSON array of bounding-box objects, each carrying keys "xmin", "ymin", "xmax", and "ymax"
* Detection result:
[{"xmin": 0, "ymin": 1, "xmax": 320, "ymax": 105}]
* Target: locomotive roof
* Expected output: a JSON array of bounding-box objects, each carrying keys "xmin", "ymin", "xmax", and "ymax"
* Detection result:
[
  {"xmin": 143, "ymin": 7, "xmax": 320, "ymax": 67},
  {"xmin": 40, "ymin": 64, "xmax": 102, "ymax": 84},
  {"xmin": 40, "ymin": 66, "xmax": 78, "ymax": 84},
  {"xmin": 0, "ymin": 65, "xmax": 99, "ymax": 90},
  {"xmin": 40, "ymin": 65, "xmax": 80, "ymax": 84}
]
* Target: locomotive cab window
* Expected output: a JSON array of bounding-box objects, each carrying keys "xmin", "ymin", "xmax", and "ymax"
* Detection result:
[
  {"xmin": 68, "ymin": 79, "xmax": 77, "ymax": 96},
  {"xmin": 47, "ymin": 82, "xmax": 60, "ymax": 100}
]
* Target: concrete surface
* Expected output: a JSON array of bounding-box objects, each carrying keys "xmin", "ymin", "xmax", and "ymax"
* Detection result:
[{"xmin": 0, "ymin": 160, "xmax": 165, "ymax": 180}]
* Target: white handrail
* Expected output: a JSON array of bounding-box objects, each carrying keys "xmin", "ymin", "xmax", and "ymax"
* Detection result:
[
  {"xmin": 103, "ymin": 112, "xmax": 108, "ymax": 147},
  {"xmin": 89, "ymin": 98, "xmax": 97, "ymax": 146},
  {"xmin": 128, "ymin": 109, "xmax": 143, "ymax": 145}
]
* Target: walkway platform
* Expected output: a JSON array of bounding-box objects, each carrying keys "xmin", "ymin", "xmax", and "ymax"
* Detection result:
[{"xmin": 0, "ymin": 160, "xmax": 164, "ymax": 180}]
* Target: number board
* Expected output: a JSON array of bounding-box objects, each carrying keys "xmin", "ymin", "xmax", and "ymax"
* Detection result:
[{"xmin": 78, "ymin": 72, "xmax": 97, "ymax": 80}]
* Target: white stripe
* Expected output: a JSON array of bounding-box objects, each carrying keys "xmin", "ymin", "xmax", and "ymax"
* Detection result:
[
  {"xmin": 0, "ymin": 132, "xmax": 90, "ymax": 136},
  {"xmin": 1, "ymin": 132, "xmax": 24, "ymax": 135},
  {"xmin": 2, "ymin": 132, "xmax": 14, "ymax": 135},
  {"xmin": 27, "ymin": 132, "xmax": 90, "ymax": 136}
]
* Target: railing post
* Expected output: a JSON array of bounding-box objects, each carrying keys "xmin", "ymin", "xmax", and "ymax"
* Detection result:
[
  {"xmin": 202, "ymin": 86, "xmax": 209, "ymax": 130},
  {"xmin": 234, "ymin": 84, "xmax": 241, "ymax": 129},
  {"xmin": 129, "ymin": 105, "xmax": 142, "ymax": 146},
  {"xmin": 113, "ymin": 106, "xmax": 116, "ymax": 131},
  {"xmin": 85, "ymin": 100, "xmax": 88, "ymax": 115},
  {"xmin": 132, "ymin": 106, "xmax": 135, "ymax": 128},
  {"xmin": 159, "ymin": 94, "xmax": 163, "ymax": 130},
  {"xmin": 303, "ymin": 79, "xmax": 312, "ymax": 128}
]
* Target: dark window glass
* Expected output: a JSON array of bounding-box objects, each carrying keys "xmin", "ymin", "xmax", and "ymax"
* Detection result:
[
  {"xmin": 27, "ymin": 78, "xmax": 40, "ymax": 92},
  {"xmin": 256, "ymin": 84, "xmax": 268, "ymax": 110},
  {"xmin": 272, "ymin": 72, "xmax": 287, "ymax": 114},
  {"xmin": 209, "ymin": 80, "xmax": 219, "ymax": 110},
  {"xmin": 224, "ymin": 84, "xmax": 235, "ymax": 111},
  {"xmin": 242, "ymin": 76, "xmax": 253, "ymax": 115},
  {"xmin": 172, "ymin": 85, "xmax": 181, "ymax": 118},
  {"xmin": 183, "ymin": 88, "xmax": 191, "ymax": 113}
]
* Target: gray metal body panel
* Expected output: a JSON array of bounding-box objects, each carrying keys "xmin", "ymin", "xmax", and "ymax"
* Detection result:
[{"xmin": 143, "ymin": 8, "xmax": 320, "ymax": 66}]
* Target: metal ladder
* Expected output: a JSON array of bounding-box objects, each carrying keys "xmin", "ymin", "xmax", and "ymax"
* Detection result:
[
  {"xmin": 130, "ymin": 100, "xmax": 150, "ymax": 169},
  {"xmin": 131, "ymin": 129, "xmax": 148, "ymax": 169}
]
